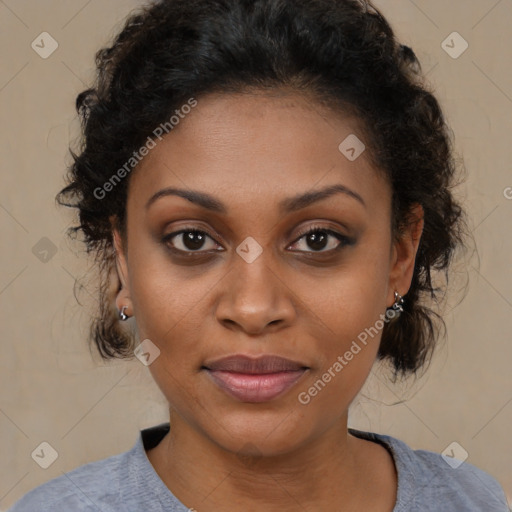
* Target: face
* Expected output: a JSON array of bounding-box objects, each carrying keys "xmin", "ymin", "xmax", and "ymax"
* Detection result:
[{"xmin": 114, "ymin": 90, "xmax": 422, "ymax": 457}]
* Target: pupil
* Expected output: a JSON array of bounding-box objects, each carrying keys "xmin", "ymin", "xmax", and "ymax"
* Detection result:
[
  {"xmin": 308, "ymin": 231, "xmax": 327, "ymax": 251},
  {"xmin": 184, "ymin": 231, "xmax": 205, "ymax": 250}
]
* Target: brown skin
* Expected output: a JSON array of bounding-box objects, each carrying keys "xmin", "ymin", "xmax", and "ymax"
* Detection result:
[{"xmin": 112, "ymin": 90, "xmax": 423, "ymax": 512}]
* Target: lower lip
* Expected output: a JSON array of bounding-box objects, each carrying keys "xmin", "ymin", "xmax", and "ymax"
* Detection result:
[{"xmin": 205, "ymin": 369, "xmax": 307, "ymax": 402}]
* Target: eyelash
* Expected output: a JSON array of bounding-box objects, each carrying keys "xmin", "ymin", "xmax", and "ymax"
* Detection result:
[{"xmin": 161, "ymin": 224, "xmax": 353, "ymax": 256}]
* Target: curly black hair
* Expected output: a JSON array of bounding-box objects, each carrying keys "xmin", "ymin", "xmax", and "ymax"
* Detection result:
[{"xmin": 57, "ymin": 0, "xmax": 467, "ymax": 380}]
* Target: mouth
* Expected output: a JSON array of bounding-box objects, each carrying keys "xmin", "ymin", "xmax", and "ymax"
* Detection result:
[{"xmin": 202, "ymin": 354, "xmax": 309, "ymax": 403}]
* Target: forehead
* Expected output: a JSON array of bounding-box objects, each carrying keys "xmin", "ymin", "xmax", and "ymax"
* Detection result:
[{"xmin": 127, "ymin": 90, "xmax": 389, "ymax": 215}]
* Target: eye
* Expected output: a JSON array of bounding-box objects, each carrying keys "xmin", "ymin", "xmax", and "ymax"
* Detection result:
[
  {"xmin": 288, "ymin": 226, "xmax": 353, "ymax": 253},
  {"xmin": 163, "ymin": 228, "xmax": 222, "ymax": 253},
  {"xmin": 162, "ymin": 224, "xmax": 353, "ymax": 256}
]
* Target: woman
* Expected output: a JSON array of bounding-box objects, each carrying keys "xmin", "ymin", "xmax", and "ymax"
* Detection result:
[{"xmin": 9, "ymin": 0, "xmax": 509, "ymax": 510}]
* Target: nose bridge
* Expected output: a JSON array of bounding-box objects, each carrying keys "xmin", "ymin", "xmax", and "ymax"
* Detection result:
[
  {"xmin": 234, "ymin": 243, "xmax": 275, "ymax": 299},
  {"xmin": 215, "ymin": 239, "xmax": 295, "ymax": 333}
]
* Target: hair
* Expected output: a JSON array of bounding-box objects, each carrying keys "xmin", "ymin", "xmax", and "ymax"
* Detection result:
[{"xmin": 57, "ymin": 0, "xmax": 467, "ymax": 380}]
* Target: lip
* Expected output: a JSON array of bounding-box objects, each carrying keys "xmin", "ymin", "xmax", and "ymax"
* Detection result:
[
  {"xmin": 203, "ymin": 355, "xmax": 309, "ymax": 403},
  {"xmin": 204, "ymin": 354, "xmax": 308, "ymax": 373}
]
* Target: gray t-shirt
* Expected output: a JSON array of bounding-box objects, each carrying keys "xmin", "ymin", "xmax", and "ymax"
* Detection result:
[{"xmin": 8, "ymin": 422, "xmax": 509, "ymax": 511}]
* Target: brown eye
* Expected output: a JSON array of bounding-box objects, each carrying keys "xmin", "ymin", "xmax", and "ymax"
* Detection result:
[
  {"xmin": 163, "ymin": 229, "xmax": 222, "ymax": 253},
  {"xmin": 289, "ymin": 227, "xmax": 353, "ymax": 253}
]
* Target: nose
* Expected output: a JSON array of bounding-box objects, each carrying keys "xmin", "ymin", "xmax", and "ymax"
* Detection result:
[{"xmin": 214, "ymin": 248, "xmax": 297, "ymax": 335}]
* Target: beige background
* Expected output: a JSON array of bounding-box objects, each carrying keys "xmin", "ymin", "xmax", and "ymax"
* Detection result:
[{"xmin": 1, "ymin": 0, "xmax": 511, "ymax": 509}]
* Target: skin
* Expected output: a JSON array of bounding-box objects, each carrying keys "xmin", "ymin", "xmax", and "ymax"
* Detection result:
[{"xmin": 112, "ymin": 90, "xmax": 424, "ymax": 512}]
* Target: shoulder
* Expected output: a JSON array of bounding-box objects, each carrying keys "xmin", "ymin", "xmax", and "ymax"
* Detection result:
[
  {"xmin": 349, "ymin": 428, "xmax": 510, "ymax": 511},
  {"xmin": 7, "ymin": 448, "xmax": 132, "ymax": 512},
  {"xmin": 408, "ymin": 447, "xmax": 508, "ymax": 510}
]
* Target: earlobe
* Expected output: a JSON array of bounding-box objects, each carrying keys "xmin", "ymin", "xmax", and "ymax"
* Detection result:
[{"xmin": 388, "ymin": 204, "xmax": 424, "ymax": 305}]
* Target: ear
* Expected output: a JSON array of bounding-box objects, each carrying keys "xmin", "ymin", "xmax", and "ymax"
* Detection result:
[
  {"xmin": 112, "ymin": 218, "xmax": 133, "ymax": 315},
  {"xmin": 113, "ymin": 227, "xmax": 129, "ymax": 289},
  {"xmin": 387, "ymin": 204, "xmax": 424, "ymax": 306}
]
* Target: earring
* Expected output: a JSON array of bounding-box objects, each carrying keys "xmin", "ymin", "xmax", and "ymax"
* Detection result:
[
  {"xmin": 386, "ymin": 291, "xmax": 404, "ymax": 317},
  {"xmin": 119, "ymin": 305, "xmax": 129, "ymax": 321}
]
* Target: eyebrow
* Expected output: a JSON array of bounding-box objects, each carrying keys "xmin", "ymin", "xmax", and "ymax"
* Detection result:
[{"xmin": 145, "ymin": 183, "xmax": 365, "ymax": 213}]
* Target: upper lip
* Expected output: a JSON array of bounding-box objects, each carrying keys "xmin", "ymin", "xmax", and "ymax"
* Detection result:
[{"xmin": 203, "ymin": 355, "xmax": 308, "ymax": 374}]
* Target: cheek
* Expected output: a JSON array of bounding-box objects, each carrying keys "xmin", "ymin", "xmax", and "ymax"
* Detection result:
[
  {"xmin": 128, "ymin": 240, "xmax": 218, "ymax": 342},
  {"xmin": 299, "ymin": 243, "xmax": 390, "ymax": 341},
  {"xmin": 127, "ymin": 248, "xmax": 228, "ymax": 406},
  {"xmin": 293, "ymin": 247, "xmax": 391, "ymax": 407},
  {"xmin": 129, "ymin": 261, "xmax": 213, "ymax": 407}
]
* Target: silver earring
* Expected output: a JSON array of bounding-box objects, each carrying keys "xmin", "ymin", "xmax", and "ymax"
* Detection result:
[
  {"xmin": 119, "ymin": 305, "xmax": 129, "ymax": 321},
  {"xmin": 390, "ymin": 291, "xmax": 404, "ymax": 314}
]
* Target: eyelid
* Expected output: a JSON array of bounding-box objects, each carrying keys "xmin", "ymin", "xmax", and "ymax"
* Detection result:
[{"xmin": 292, "ymin": 223, "xmax": 346, "ymax": 241}]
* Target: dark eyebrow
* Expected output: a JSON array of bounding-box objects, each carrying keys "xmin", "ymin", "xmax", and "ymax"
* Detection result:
[
  {"xmin": 145, "ymin": 183, "xmax": 365, "ymax": 213},
  {"xmin": 278, "ymin": 184, "xmax": 365, "ymax": 212},
  {"xmin": 145, "ymin": 187, "xmax": 227, "ymax": 213}
]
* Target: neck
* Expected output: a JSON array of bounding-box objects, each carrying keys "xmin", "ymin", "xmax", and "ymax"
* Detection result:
[{"xmin": 145, "ymin": 410, "xmax": 393, "ymax": 512}]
